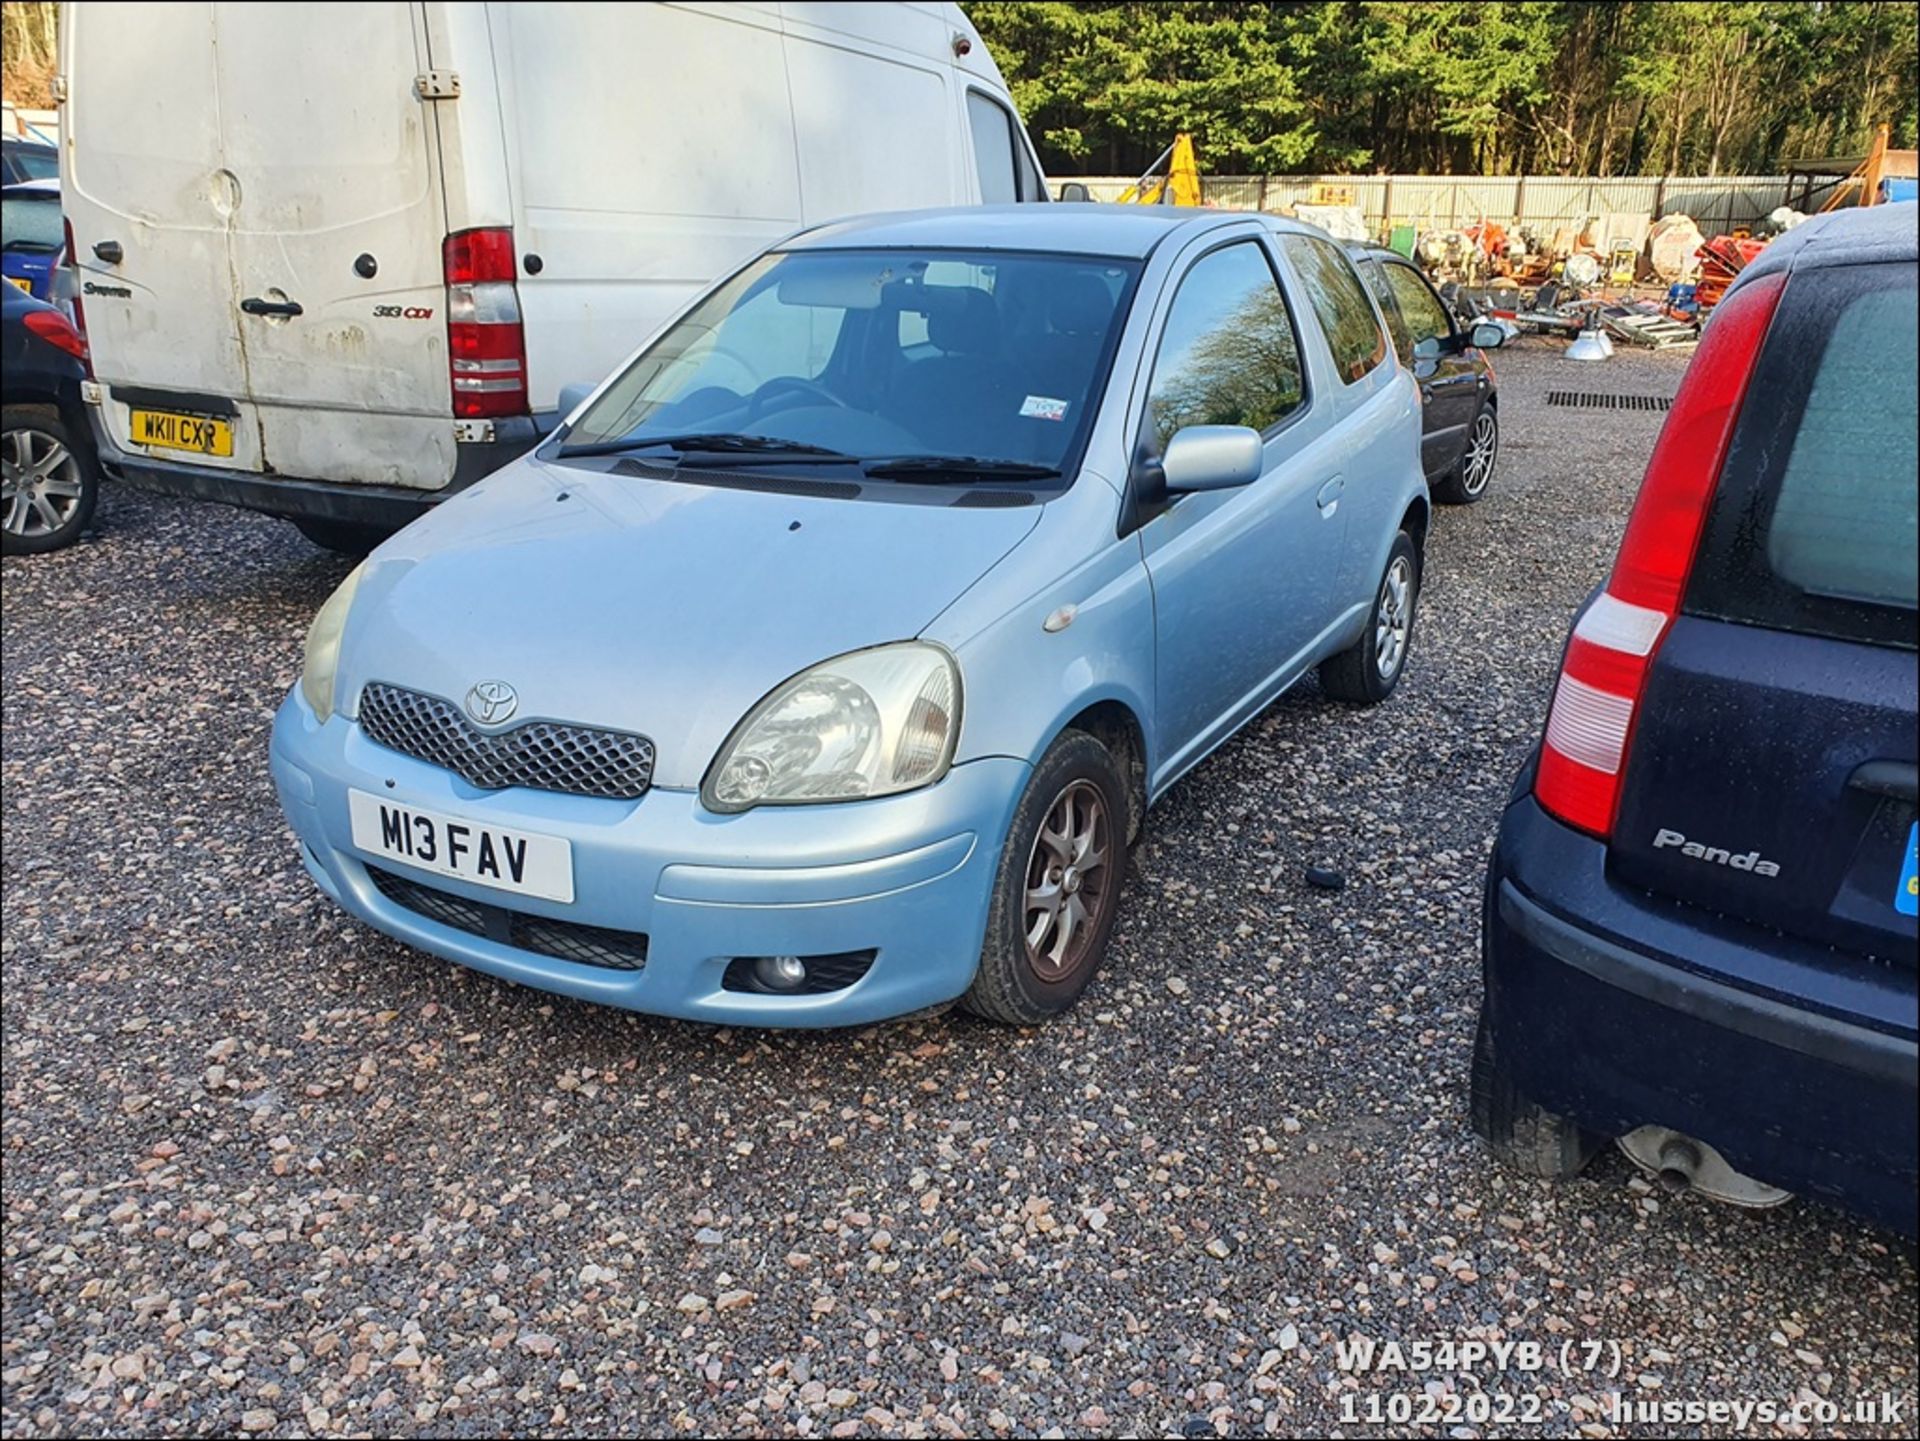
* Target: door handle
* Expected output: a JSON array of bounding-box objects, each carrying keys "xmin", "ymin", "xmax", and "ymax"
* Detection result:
[
  {"xmin": 1315, "ymin": 476, "xmax": 1345, "ymax": 513},
  {"xmin": 240, "ymin": 297, "xmax": 304, "ymax": 318}
]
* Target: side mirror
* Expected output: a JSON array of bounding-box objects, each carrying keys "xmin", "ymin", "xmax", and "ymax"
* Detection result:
[
  {"xmin": 1469, "ymin": 321, "xmax": 1508, "ymax": 350},
  {"xmin": 557, "ymin": 381, "xmax": 597, "ymax": 419},
  {"xmin": 1058, "ymin": 181, "xmax": 1092, "ymax": 203},
  {"xmin": 1412, "ymin": 335, "xmax": 1443, "ymax": 361},
  {"xmin": 1161, "ymin": 425, "xmax": 1263, "ymax": 493}
]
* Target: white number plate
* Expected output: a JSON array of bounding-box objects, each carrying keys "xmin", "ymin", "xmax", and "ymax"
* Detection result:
[{"xmin": 349, "ymin": 791, "xmax": 574, "ymax": 903}]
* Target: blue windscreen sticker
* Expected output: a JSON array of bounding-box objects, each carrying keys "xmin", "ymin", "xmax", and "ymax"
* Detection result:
[{"xmin": 1899, "ymin": 822, "xmax": 1919, "ymax": 917}]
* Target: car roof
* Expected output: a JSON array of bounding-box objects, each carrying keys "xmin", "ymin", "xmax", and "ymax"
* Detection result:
[
  {"xmin": 3, "ymin": 135, "xmax": 56, "ymax": 152},
  {"xmin": 1, "ymin": 177, "xmax": 60, "ymax": 198},
  {"xmin": 1733, "ymin": 203, "xmax": 1918, "ymax": 292},
  {"xmin": 784, "ymin": 203, "xmax": 1322, "ymax": 260}
]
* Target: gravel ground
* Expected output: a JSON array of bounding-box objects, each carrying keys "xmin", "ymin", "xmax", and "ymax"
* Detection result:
[{"xmin": 4, "ymin": 341, "xmax": 1915, "ymax": 1440}]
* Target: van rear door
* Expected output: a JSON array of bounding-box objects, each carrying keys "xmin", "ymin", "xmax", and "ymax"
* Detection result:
[
  {"xmin": 65, "ymin": 2, "xmax": 455, "ymax": 491},
  {"xmin": 1610, "ymin": 258, "xmax": 1919, "ymax": 964}
]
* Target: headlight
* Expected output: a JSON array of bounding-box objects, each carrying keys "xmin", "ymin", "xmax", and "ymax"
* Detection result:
[
  {"xmin": 300, "ymin": 563, "xmax": 366, "ymax": 722},
  {"xmin": 703, "ymin": 642, "xmax": 960, "ymax": 812}
]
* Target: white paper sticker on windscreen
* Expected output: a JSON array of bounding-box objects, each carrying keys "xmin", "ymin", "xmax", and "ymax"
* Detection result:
[{"xmin": 1020, "ymin": 395, "xmax": 1069, "ymax": 422}]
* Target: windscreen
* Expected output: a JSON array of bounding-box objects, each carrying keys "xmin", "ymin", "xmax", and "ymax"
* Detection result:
[{"xmin": 565, "ymin": 248, "xmax": 1139, "ymax": 474}]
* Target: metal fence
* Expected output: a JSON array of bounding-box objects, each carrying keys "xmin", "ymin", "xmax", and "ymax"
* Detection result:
[{"xmin": 1073, "ymin": 173, "xmax": 1800, "ymax": 234}]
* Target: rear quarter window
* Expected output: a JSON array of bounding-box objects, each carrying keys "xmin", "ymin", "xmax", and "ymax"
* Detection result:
[
  {"xmin": 1280, "ymin": 235, "xmax": 1387, "ymax": 384},
  {"xmin": 1687, "ymin": 261, "xmax": 1918, "ymax": 649}
]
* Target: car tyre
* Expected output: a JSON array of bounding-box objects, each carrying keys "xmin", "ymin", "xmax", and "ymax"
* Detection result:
[
  {"xmin": 292, "ymin": 517, "xmax": 390, "ymax": 556},
  {"xmin": 1469, "ymin": 1011, "xmax": 1601, "ymax": 1179},
  {"xmin": 1434, "ymin": 405, "xmax": 1497, "ymax": 505},
  {"xmin": 2, "ymin": 405, "xmax": 98, "ymax": 555},
  {"xmin": 962, "ymin": 729, "xmax": 1128, "ymax": 1026},
  {"xmin": 1318, "ymin": 529, "xmax": 1419, "ymax": 704}
]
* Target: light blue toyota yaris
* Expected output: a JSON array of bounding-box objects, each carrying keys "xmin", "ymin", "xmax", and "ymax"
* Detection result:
[{"xmin": 272, "ymin": 206, "xmax": 1428, "ymax": 1027}]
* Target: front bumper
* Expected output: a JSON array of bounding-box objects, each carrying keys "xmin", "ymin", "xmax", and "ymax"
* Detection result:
[
  {"xmin": 1483, "ymin": 788, "xmax": 1919, "ymax": 1236},
  {"xmin": 270, "ymin": 689, "xmax": 1026, "ymax": 1027},
  {"xmin": 89, "ymin": 404, "xmax": 540, "ymax": 531}
]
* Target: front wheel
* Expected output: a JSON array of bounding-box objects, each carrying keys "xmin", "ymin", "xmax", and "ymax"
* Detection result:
[
  {"xmin": 1434, "ymin": 405, "xmax": 1497, "ymax": 505},
  {"xmin": 2, "ymin": 406, "xmax": 99, "ymax": 555},
  {"xmin": 962, "ymin": 730, "xmax": 1128, "ymax": 1025},
  {"xmin": 1318, "ymin": 530, "xmax": 1419, "ymax": 704}
]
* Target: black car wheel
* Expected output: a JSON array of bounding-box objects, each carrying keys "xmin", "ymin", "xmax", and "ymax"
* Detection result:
[
  {"xmin": 1469, "ymin": 1012, "xmax": 1602, "ymax": 1179},
  {"xmin": 1435, "ymin": 405, "xmax": 1497, "ymax": 505},
  {"xmin": 2, "ymin": 405, "xmax": 98, "ymax": 555}
]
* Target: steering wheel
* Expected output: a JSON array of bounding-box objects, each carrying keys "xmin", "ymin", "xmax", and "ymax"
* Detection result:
[{"xmin": 746, "ymin": 375, "xmax": 848, "ymax": 421}]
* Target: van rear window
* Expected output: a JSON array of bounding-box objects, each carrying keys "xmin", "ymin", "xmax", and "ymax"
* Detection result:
[{"xmin": 1686, "ymin": 261, "xmax": 1918, "ymax": 650}]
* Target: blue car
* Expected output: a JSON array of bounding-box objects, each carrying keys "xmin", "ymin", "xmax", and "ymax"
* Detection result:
[
  {"xmin": 2, "ymin": 179, "xmax": 64, "ymax": 302},
  {"xmin": 1473, "ymin": 205, "xmax": 1918, "ymax": 1235},
  {"xmin": 272, "ymin": 206, "xmax": 1429, "ymax": 1027}
]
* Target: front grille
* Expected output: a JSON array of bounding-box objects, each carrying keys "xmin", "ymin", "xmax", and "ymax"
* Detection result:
[
  {"xmin": 358, "ymin": 682, "xmax": 655, "ymax": 800},
  {"xmin": 1545, "ymin": 390, "xmax": 1673, "ymax": 412},
  {"xmin": 366, "ymin": 865, "xmax": 649, "ymax": 972}
]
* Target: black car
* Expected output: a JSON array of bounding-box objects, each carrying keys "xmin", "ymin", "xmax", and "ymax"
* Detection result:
[
  {"xmin": 1473, "ymin": 205, "xmax": 1917, "ymax": 1235},
  {"xmin": 3, "ymin": 283, "xmax": 98, "ymax": 554},
  {"xmin": 1347, "ymin": 242, "xmax": 1503, "ymax": 505},
  {"xmin": 1, "ymin": 135, "xmax": 59, "ymax": 186}
]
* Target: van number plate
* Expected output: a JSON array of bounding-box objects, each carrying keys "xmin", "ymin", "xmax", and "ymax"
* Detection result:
[{"xmin": 130, "ymin": 408, "xmax": 234, "ymax": 457}]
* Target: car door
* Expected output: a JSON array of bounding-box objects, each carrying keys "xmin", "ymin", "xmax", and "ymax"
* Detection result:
[
  {"xmin": 1379, "ymin": 259, "xmax": 1481, "ymax": 479},
  {"xmin": 1134, "ymin": 236, "xmax": 1346, "ymax": 778}
]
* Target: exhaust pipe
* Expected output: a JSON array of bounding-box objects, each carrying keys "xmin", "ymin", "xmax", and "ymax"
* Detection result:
[
  {"xmin": 1654, "ymin": 1136, "xmax": 1704, "ymax": 1194},
  {"xmin": 1617, "ymin": 1126, "xmax": 1792, "ymax": 1209}
]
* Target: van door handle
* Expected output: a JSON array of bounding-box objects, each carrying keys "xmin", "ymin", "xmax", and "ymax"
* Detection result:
[
  {"xmin": 1847, "ymin": 760, "xmax": 1918, "ymax": 804},
  {"xmin": 240, "ymin": 297, "xmax": 304, "ymax": 318},
  {"xmin": 1315, "ymin": 476, "xmax": 1345, "ymax": 513}
]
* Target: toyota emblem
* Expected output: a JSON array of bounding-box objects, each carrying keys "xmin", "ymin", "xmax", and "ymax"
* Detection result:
[{"xmin": 465, "ymin": 680, "xmax": 519, "ymax": 725}]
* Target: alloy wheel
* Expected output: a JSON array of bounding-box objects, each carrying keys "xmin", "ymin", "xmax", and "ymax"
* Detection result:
[
  {"xmin": 1375, "ymin": 554, "xmax": 1414, "ymax": 679},
  {"xmin": 2, "ymin": 428, "xmax": 86, "ymax": 540},
  {"xmin": 1022, "ymin": 779, "xmax": 1115, "ymax": 982},
  {"xmin": 1461, "ymin": 410, "xmax": 1498, "ymax": 496}
]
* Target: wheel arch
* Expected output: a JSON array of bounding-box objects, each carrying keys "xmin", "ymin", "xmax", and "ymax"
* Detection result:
[
  {"xmin": 1055, "ymin": 698, "xmax": 1150, "ymax": 843},
  {"xmin": 1399, "ymin": 491, "xmax": 1431, "ymax": 559}
]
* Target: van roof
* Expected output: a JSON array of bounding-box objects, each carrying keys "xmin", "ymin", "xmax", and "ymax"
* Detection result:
[{"xmin": 784, "ymin": 204, "xmax": 1316, "ymax": 259}]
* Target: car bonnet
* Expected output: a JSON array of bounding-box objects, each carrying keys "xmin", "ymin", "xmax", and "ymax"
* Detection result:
[{"xmin": 329, "ymin": 454, "xmax": 1043, "ymax": 790}]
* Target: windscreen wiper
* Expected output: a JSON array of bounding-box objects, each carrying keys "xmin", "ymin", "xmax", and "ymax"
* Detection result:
[
  {"xmin": 861, "ymin": 455, "xmax": 1063, "ymax": 483},
  {"xmin": 557, "ymin": 432, "xmax": 853, "ymax": 463}
]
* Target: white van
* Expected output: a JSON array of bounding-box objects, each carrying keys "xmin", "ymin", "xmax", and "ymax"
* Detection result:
[{"xmin": 57, "ymin": 1, "xmax": 1048, "ymax": 548}]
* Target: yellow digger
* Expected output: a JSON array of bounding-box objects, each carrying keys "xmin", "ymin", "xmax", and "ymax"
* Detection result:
[{"xmin": 1115, "ymin": 133, "xmax": 1203, "ymax": 207}]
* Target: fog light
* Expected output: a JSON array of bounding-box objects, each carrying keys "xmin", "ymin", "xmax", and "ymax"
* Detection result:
[{"xmin": 754, "ymin": 955, "xmax": 809, "ymax": 991}]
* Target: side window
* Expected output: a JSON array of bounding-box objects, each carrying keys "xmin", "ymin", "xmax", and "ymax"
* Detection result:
[
  {"xmin": 1144, "ymin": 241, "xmax": 1307, "ymax": 450},
  {"xmin": 1382, "ymin": 263, "xmax": 1454, "ymax": 350},
  {"xmin": 1282, "ymin": 235, "xmax": 1388, "ymax": 384},
  {"xmin": 1360, "ymin": 263, "xmax": 1415, "ymax": 363},
  {"xmin": 966, "ymin": 91, "xmax": 1019, "ymax": 205},
  {"xmin": 1013, "ymin": 134, "xmax": 1045, "ymax": 204}
]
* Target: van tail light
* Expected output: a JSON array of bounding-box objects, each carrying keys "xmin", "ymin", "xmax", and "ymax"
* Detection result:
[
  {"xmin": 23, "ymin": 307, "xmax": 89, "ymax": 361},
  {"xmin": 1534, "ymin": 271, "xmax": 1785, "ymax": 838},
  {"xmin": 61, "ymin": 218, "xmax": 92, "ymax": 374},
  {"xmin": 443, "ymin": 227, "xmax": 528, "ymax": 419}
]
